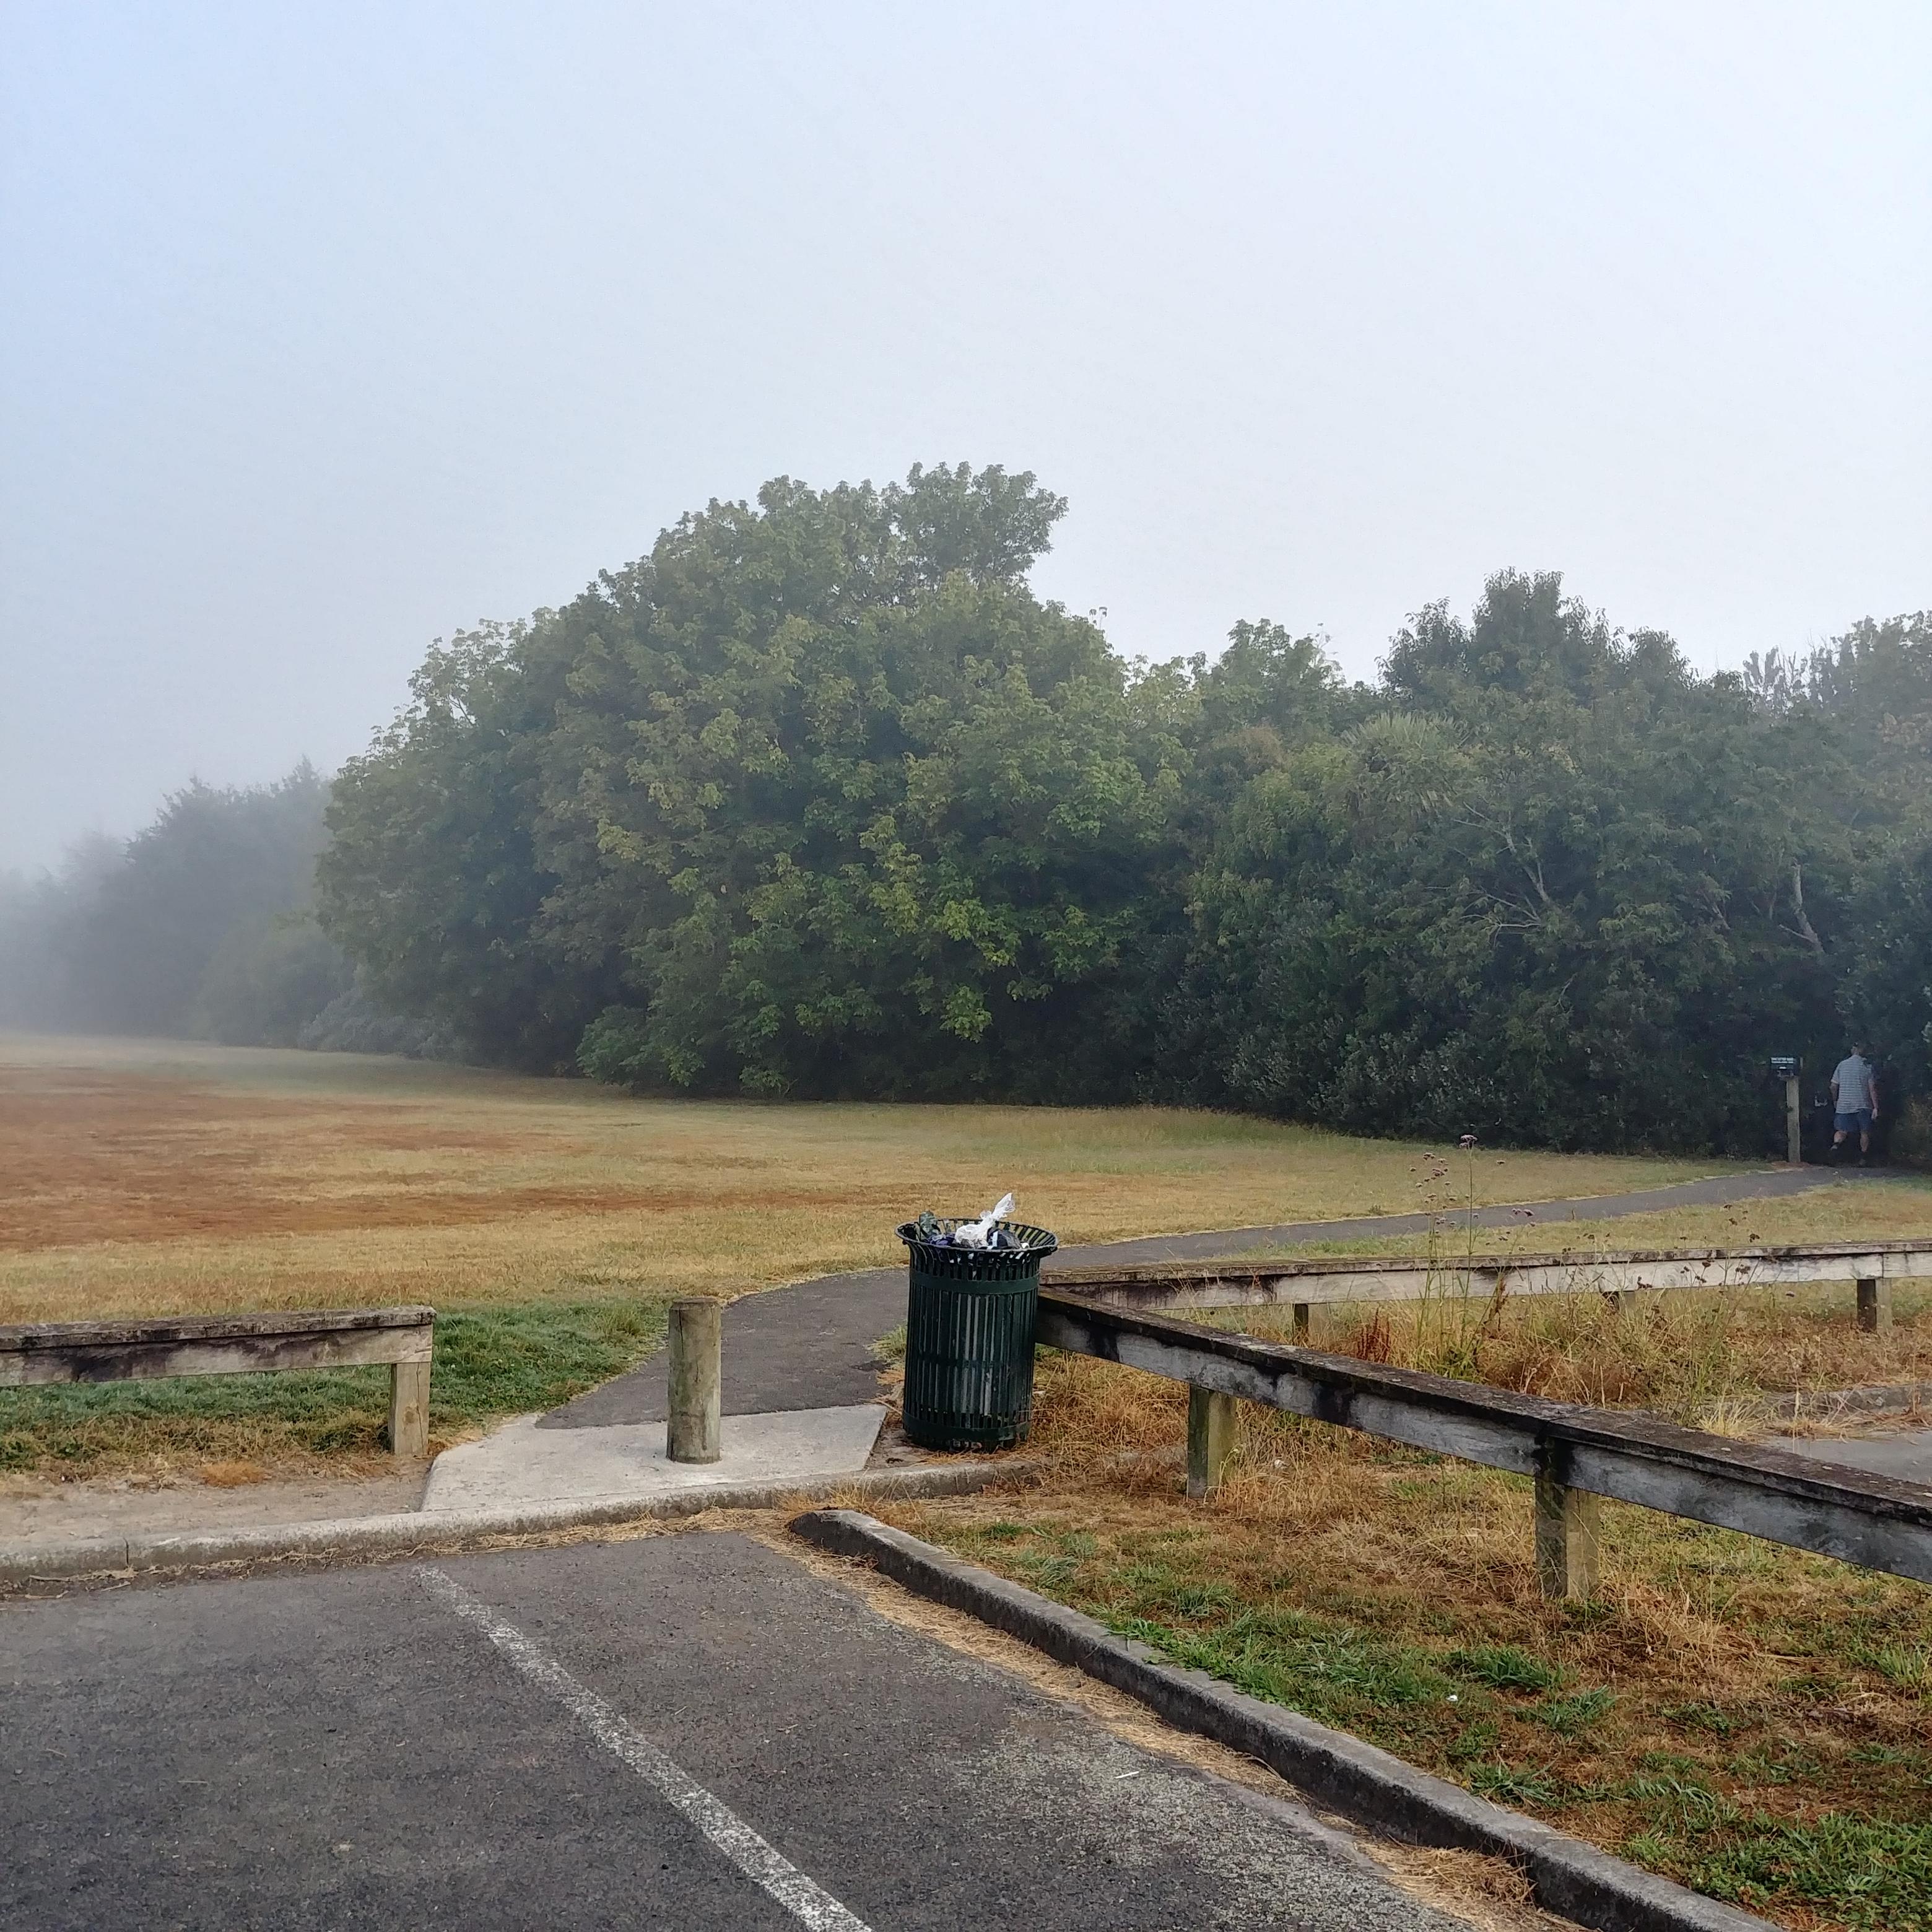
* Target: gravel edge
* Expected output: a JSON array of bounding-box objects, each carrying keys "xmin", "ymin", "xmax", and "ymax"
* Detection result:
[
  {"xmin": 0, "ymin": 1459, "xmax": 1027, "ymax": 1589},
  {"xmin": 790, "ymin": 1507, "xmax": 1775, "ymax": 1932}
]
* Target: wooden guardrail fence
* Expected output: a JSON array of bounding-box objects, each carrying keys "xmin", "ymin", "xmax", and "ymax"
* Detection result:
[
  {"xmin": 1050, "ymin": 1235, "xmax": 1931, "ymax": 1334},
  {"xmin": 0, "ymin": 1306, "xmax": 435, "ymax": 1458},
  {"xmin": 1035, "ymin": 1288, "xmax": 1932, "ymax": 1599}
]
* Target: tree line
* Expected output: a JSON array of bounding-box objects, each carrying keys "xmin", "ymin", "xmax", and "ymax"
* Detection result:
[
  {"xmin": 0, "ymin": 764, "xmax": 443, "ymax": 1055},
  {"xmin": 5, "ymin": 462, "xmax": 1926, "ymax": 1154}
]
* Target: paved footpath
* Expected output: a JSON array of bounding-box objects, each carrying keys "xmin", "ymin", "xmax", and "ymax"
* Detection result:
[
  {"xmin": 1, "ymin": 1533, "xmax": 1476, "ymax": 1931},
  {"xmin": 546, "ymin": 1165, "xmax": 1865, "ymax": 1429}
]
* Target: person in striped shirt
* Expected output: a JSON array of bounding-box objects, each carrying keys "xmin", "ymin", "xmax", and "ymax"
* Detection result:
[{"xmin": 1830, "ymin": 1045, "xmax": 1879, "ymax": 1165}]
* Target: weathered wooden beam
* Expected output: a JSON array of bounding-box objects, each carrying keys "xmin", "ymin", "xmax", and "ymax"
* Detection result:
[
  {"xmin": 1036, "ymin": 1290, "xmax": 1932, "ymax": 1586},
  {"xmin": 1186, "ymin": 1386, "xmax": 1238, "ymax": 1499},
  {"xmin": 0, "ymin": 1307, "xmax": 436, "ymax": 1388},
  {"xmin": 0, "ymin": 1306, "xmax": 436, "ymax": 1461},
  {"xmin": 1047, "ymin": 1237, "xmax": 1932, "ymax": 1314}
]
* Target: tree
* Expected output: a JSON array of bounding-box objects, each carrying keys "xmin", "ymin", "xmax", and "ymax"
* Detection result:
[
  {"xmin": 315, "ymin": 463, "xmax": 1925, "ymax": 1157},
  {"xmin": 318, "ymin": 624, "xmax": 614, "ymax": 1069},
  {"xmin": 537, "ymin": 466, "xmax": 1188, "ymax": 1096},
  {"xmin": 1176, "ymin": 574, "xmax": 1850, "ymax": 1151}
]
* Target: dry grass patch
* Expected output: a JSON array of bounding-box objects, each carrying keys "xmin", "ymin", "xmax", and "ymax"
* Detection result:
[
  {"xmin": 883, "ymin": 1355, "xmax": 1932, "ymax": 1930},
  {"xmin": 1225, "ymin": 1284, "xmax": 1932, "ymax": 1426}
]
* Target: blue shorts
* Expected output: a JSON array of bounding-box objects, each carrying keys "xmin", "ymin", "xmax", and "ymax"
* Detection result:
[{"xmin": 1836, "ymin": 1108, "xmax": 1872, "ymax": 1134}]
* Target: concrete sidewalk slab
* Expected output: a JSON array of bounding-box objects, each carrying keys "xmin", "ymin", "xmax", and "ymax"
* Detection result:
[{"xmin": 422, "ymin": 1403, "xmax": 886, "ymax": 1511}]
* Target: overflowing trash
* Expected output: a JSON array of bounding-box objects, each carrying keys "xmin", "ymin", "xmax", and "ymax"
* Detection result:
[
  {"xmin": 914, "ymin": 1191, "xmax": 1022, "ymax": 1250},
  {"xmin": 899, "ymin": 1191, "xmax": 1055, "ymax": 1451}
]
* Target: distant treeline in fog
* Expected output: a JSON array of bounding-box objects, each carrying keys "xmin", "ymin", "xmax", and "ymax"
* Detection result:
[
  {"xmin": 6, "ymin": 463, "xmax": 1929, "ymax": 1155},
  {"xmin": 0, "ymin": 764, "xmax": 447, "ymax": 1057}
]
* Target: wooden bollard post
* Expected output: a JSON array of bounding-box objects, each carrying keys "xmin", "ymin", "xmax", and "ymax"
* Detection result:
[
  {"xmin": 1857, "ymin": 1276, "xmax": 1892, "ymax": 1334},
  {"xmin": 1186, "ymin": 1385, "xmax": 1238, "ymax": 1499},
  {"xmin": 1534, "ymin": 1440, "xmax": 1601, "ymax": 1601},
  {"xmin": 1785, "ymin": 1074, "xmax": 1802, "ymax": 1167},
  {"xmin": 667, "ymin": 1298, "xmax": 722, "ymax": 1464}
]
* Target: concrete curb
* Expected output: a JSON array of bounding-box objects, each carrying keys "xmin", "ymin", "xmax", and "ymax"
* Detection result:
[
  {"xmin": 790, "ymin": 1508, "xmax": 1775, "ymax": 1932},
  {"xmin": 0, "ymin": 1459, "xmax": 1030, "ymax": 1590}
]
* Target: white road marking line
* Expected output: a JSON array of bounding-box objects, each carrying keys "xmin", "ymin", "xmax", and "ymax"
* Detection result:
[{"xmin": 416, "ymin": 1567, "xmax": 874, "ymax": 1932}]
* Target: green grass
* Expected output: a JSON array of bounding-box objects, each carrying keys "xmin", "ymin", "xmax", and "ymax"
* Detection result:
[
  {"xmin": 1683, "ymin": 1814, "xmax": 1932, "ymax": 1931},
  {"xmin": 0, "ymin": 1297, "xmax": 669, "ymax": 1471},
  {"xmin": 1445, "ymin": 1643, "xmax": 1566, "ymax": 1692}
]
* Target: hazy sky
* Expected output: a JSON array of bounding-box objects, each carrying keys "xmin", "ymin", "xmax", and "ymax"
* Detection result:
[{"xmin": 2, "ymin": 2, "xmax": 1926, "ymax": 870}]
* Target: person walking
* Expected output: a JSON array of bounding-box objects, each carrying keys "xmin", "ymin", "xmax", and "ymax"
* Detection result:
[{"xmin": 1830, "ymin": 1043, "xmax": 1880, "ymax": 1165}]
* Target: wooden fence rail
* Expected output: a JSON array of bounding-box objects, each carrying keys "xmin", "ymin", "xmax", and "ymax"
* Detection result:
[
  {"xmin": 0, "ymin": 1306, "xmax": 435, "ymax": 1458},
  {"xmin": 1035, "ymin": 1287, "xmax": 1932, "ymax": 1598},
  {"xmin": 1050, "ymin": 1235, "xmax": 1932, "ymax": 1336}
]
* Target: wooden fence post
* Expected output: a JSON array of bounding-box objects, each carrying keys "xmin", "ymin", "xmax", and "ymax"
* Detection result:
[
  {"xmin": 1857, "ymin": 1276, "xmax": 1892, "ymax": 1334},
  {"xmin": 668, "ymin": 1298, "xmax": 723, "ymax": 1463},
  {"xmin": 388, "ymin": 1360, "xmax": 430, "ymax": 1458},
  {"xmin": 1534, "ymin": 1440, "xmax": 1601, "ymax": 1600},
  {"xmin": 1786, "ymin": 1075, "xmax": 1802, "ymax": 1167},
  {"xmin": 1291, "ymin": 1302, "xmax": 1336, "ymax": 1346},
  {"xmin": 1186, "ymin": 1385, "xmax": 1238, "ymax": 1499}
]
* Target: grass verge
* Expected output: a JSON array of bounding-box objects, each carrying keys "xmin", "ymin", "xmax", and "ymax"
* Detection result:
[
  {"xmin": 873, "ymin": 1354, "xmax": 1932, "ymax": 1932},
  {"xmin": 1245, "ymin": 1175, "xmax": 1932, "ymax": 1268},
  {"xmin": 0, "ymin": 1297, "xmax": 669, "ymax": 1475}
]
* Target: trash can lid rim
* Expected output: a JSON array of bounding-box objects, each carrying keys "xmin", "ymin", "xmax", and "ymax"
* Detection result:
[{"xmin": 896, "ymin": 1217, "xmax": 1058, "ymax": 1256}]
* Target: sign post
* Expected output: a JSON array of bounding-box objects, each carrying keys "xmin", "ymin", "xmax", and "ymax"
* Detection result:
[{"xmin": 1771, "ymin": 1056, "xmax": 1800, "ymax": 1165}]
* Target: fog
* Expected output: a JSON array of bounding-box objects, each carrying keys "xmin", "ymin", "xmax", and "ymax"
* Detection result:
[{"xmin": 2, "ymin": 0, "xmax": 1926, "ymax": 870}]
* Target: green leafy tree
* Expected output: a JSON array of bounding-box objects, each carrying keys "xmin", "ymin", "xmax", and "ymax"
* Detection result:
[
  {"xmin": 543, "ymin": 466, "xmax": 1188, "ymax": 1096},
  {"xmin": 318, "ymin": 624, "xmax": 616, "ymax": 1068},
  {"xmin": 1178, "ymin": 574, "xmax": 1850, "ymax": 1150},
  {"xmin": 315, "ymin": 462, "xmax": 1924, "ymax": 1157}
]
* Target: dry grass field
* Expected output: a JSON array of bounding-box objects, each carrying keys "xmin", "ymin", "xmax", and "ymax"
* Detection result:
[
  {"xmin": 0, "ymin": 1032, "xmax": 1735, "ymax": 1326},
  {"xmin": 0, "ymin": 1030, "xmax": 1734, "ymax": 1475}
]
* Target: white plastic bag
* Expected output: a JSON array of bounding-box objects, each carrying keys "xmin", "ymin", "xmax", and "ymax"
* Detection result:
[{"xmin": 952, "ymin": 1191, "xmax": 1016, "ymax": 1249}]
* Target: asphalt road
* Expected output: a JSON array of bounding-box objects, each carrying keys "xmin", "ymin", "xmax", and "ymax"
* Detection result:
[
  {"xmin": 2, "ymin": 1533, "xmax": 1474, "ymax": 1931},
  {"xmin": 542, "ymin": 1165, "xmax": 1865, "ymax": 1427}
]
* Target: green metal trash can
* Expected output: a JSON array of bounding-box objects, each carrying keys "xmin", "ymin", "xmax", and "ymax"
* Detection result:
[{"xmin": 896, "ymin": 1216, "xmax": 1058, "ymax": 1451}]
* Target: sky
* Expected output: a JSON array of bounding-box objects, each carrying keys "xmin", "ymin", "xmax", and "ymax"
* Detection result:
[{"xmin": 2, "ymin": 1, "xmax": 1926, "ymax": 871}]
